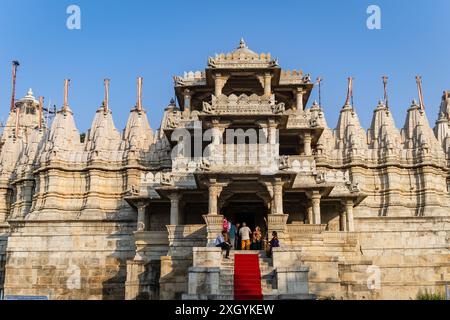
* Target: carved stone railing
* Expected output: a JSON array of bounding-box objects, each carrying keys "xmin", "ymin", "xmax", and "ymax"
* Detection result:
[
  {"xmin": 286, "ymin": 224, "xmax": 327, "ymax": 235},
  {"xmin": 314, "ymin": 170, "xmax": 351, "ymax": 184},
  {"xmin": 279, "ymin": 70, "xmax": 312, "ymax": 85},
  {"xmin": 279, "ymin": 155, "xmax": 317, "ymax": 174},
  {"xmin": 286, "ymin": 110, "xmax": 322, "ymax": 129},
  {"xmin": 202, "ymin": 94, "xmax": 285, "ymax": 115},
  {"xmin": 164, "ymin": 111, "xmax": 200, "ymax": 130},
  {"xmin": 208, "ymin": 52, "xmax": 277, "ymax": 69},
  {"xmin": 174, "ymin": 71, "xmax": 206, "ymax": 86},
  {"xmin": 201, "ymin": 144, "xmax": 279, "ymax": 172}
]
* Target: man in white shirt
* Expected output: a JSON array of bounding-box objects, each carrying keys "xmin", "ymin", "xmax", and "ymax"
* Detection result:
[{"xmin": 239, "ymin": 222, "xmax": 252, "ymax": 250}]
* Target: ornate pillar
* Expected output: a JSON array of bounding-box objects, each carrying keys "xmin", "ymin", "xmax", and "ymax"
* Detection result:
[
  {"xmin": 303, "ymin": 132, "xmax": 312, "ymax": 156},
  {"xmin": 295, "ymin": 88, "xmax": 304, "ymax": 110},
  {"xmin": 272, "ymin": 181, "xmax": 284, "ymax": 215},
  {"xmin": 214, "ymin": 74, "xmax": 228, "ymax": 96},
  {"xmin": 311, "ymin": 191, "xmax": 321, "ymax": 224},
  {"xmin": 208, "ymin": 184, "xmax": 223, "ymax": 216},
  {"xmin": 168, "ymin": 192, "xmax": 182, "ymax": 225},
  {"xmin": 136, "ymin": 203, "xmax": 148, "ymax": 232},
  {"xmin": 183, "ymin": 89, "xmax": 192, "ymax": 114},
  {"xmin": 345, "ymin": 199, "xmax": 355, "ymax": 232},
  {"xmin": 339, "ymin": 206, "xmax": 348, "ymax": 232},
  {"xmin": 264, "ymin": 73, "xmax": 272, "ymax": 97},
  {"xmin": 306, "ymin": 201, "xmax": 313, "ymax": 225}
]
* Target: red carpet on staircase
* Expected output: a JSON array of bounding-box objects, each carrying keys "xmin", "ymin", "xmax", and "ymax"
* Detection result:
[{"xmin": 234, "ymin": 254, "xmax": 263, "ymax": 300}]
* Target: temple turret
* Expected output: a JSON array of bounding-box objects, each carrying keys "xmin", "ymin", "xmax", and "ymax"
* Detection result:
[
  {"xmin": 121, "ymin": 77, "xmax": 154, "ymax": 152},
  {"xmin": 85, "ymin": 108, "xmax": 121, "ymax": 152},
  {"xmin": 401, "ymin": 99, "xmax": 444, "ymax": 162},
  {"xmin": 368, "ymin": 100, "xmax": 402, "ymax": 160},
  {"xmin": 42, "ymin": 80, "xmax": 83, "ymax": 161},
  {"xmin": 334, "ymin": 77, "xmax": 367, "ymax": 160},
  {"xmin": 312, "ymin": 101, "xmax": 335, "ymax": 159},
  {"xmin": 85, "ymin": 79, "xmax": 121, "ymax": 156},
  {"xmin": 434, "ymin": 92, "xmax": 450, "ymax": 159},
  {"xmin": 334, "ymin": 103, "xmax": 368, "ymax": 161}
]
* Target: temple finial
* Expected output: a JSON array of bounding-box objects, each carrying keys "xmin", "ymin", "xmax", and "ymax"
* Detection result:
[
  {"xmin": 137, "ymin": 77, "xmax": 143, "ymax": 111},
  {"xmin": 239, "ymin": 38, "xmax": 247, "ymax": 49},
  {"xmin": 103, "ymin": 78, "xmax": 110, "ymax": 113},
  {"xmin": 63, "ymin": 79, "xmax": 70, "ymax": 113},
  {"xmin": 415, "ymin": 75, "xmax": 425, "ymax": 110},
  {"xmin": 382, "ymin": 75, "xmax": 389, "ymax": 109},
  {"xmin": 344, "ymin": 77, "xmax": 354, "ymax": 107},
  {"xmin": 10, "ymin": 60, "xmax": 20, "ymax": 112}
]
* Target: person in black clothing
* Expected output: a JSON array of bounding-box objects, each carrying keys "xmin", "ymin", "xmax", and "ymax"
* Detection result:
[{"xmin": 235, "ymin": 223, "xmax": 241, "ymax": 250}]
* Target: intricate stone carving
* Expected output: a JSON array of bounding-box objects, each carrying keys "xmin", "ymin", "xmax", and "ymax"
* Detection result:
[{"xmin": 202, "ymin": 94, "xmax": 285, "ymax": 115}]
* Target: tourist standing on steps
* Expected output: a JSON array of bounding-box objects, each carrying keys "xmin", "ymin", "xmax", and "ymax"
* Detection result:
[
  {"xmin": 222, "ymin": 218, "xmax": 229, "ymax": 232},
  {"xmin": 268, "ymin": 231, "xmax": 280, "ymax": 257},
  {"xmin": 235, "ymin": 223, "xmax": 241, "ymax": 250},
  {"xmin": 239, "ymin": 222, "xmax": 252, "ymax": 250},
  {"xmin": 228, "ymin": 220, "xmax": 237, "ymax": 249},
  {"xmin": 214, "ymin": 230, "xmax": 231, "ymax": 259},
  {"xmin": 251, "ymin": 226, "xmax": 262, "ymax": 250}
]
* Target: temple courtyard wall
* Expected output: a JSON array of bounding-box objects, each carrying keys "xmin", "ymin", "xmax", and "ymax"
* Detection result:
[
  {"xmin": 0, "ymin": 213, "xmax": 448, "ymax": 300},
  {"xmin": 3, "ymin": 220, "xmax": 135, "ymax": 300}
]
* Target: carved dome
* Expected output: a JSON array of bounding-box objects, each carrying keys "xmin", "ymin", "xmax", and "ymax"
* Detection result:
[{"xmin": 231, "ymin": 38, "xmax": 258, "ymax": 57}]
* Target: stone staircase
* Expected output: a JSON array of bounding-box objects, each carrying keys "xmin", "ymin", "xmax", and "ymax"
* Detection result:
[{"xmin": 219, "ymin": 250, "xmax": 277, "ymax": 298}]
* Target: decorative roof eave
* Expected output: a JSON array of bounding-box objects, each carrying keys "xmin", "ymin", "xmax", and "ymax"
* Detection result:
[
  {"xmin": 207, "ymin": 39, "xmax": 279, "ymax": 69},
  {"xmin": 207, "ymin": 57, "xmax": 279, "ymax": 69}
]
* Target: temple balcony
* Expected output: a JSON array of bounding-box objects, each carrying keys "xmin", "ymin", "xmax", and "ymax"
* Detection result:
[{"xmin": 200, "ymin": 94, "xmax": 285, "ymax": 117}]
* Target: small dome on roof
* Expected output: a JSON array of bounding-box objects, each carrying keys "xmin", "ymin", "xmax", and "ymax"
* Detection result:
[
  {"xmin": 17, "ymin": 88, "xmax": 38, "ymax": 104},
  {"xmin": 231, "ymin": 38, "xmax": 259, "ymax": 57}
]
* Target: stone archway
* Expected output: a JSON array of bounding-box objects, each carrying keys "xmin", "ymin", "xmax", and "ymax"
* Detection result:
[{"xmin": 218, "ymin": 180, "xmax": 271, "ymax": 234}]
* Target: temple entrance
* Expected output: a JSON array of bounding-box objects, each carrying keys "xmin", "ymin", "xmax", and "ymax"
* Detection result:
[{"xmin": 220, "ymin": 193, "xmax": 269, "ymax": 237}]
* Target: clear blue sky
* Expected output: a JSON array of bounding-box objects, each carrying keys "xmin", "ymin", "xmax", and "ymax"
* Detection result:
[{"xmin": 0, "ymin": 0, "xmax": 449, "ymax": 132}]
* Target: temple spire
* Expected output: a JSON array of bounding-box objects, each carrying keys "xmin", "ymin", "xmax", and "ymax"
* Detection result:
[
  {"xmin": 103, "ymin": 78, "xmax": 110, "ymax": 113},
  {"xmin": 10, "ymin": 60, "xmax": 20, "ymax": 112},
  {"xmin": 137, "ymin": 77, "xmax": 143, "ymax": 111},
  {"xmin": 63, "ymin": 79, "xmax": 70, "ymax": 113},
  {"xmin": 344, "ymin": 77, "xmax": 353, "ymax": 107},
  {"xmin": 416, "ymin": 75, "xmax": 425, "ymax": 110}
]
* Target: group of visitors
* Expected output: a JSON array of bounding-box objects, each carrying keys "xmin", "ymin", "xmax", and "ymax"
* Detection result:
[{"xmin": 214, "ymin": 217, "xmax": 280, "ymax": 259}]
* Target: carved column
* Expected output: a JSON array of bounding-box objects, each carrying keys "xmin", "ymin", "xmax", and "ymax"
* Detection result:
[
  {"xmin": 345, "ymin": 199, "xmax": 355, "ymax": 232},
  {"xmin": 208, "ymin": 184, "xmax": 223, "ymax": 215},
  {"xmin": 311, "ymin": 191, "xmax": 321, "ymax": 224},
  {"xmin": 214, "ymin": 74, "xmax": 228, "ymax": 96},
  {"xmin": 272, "ymin": 181, "xmax": 284, "ymax": 215},
  {"xmin": 303, "ymin": 132, "xmax": 312, "ymax": 156},
  {"xmin": 264, "ymin": 73, "xmax": 272, "ymax": 97},
  {"xmin": 168, "ymin": 192, "xmax": 182, "ymax": 225},
  {"xmin": 136, "ymin": 203, "xmax": 148, "ymax": 232},
  {"xmin": 340, "ymin": 206, "xmax": 348, "ymax": 231},
  {"xmin": 183, "ymin": 89, "xmax": 192, "ymax": 114},
  {"xmin": 296, "ymin": 88, "xmax": 304, "ymax": 110},
  {"xmin": 306, "ymin": 201, "xmax": 313, "ymax": 225}
]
